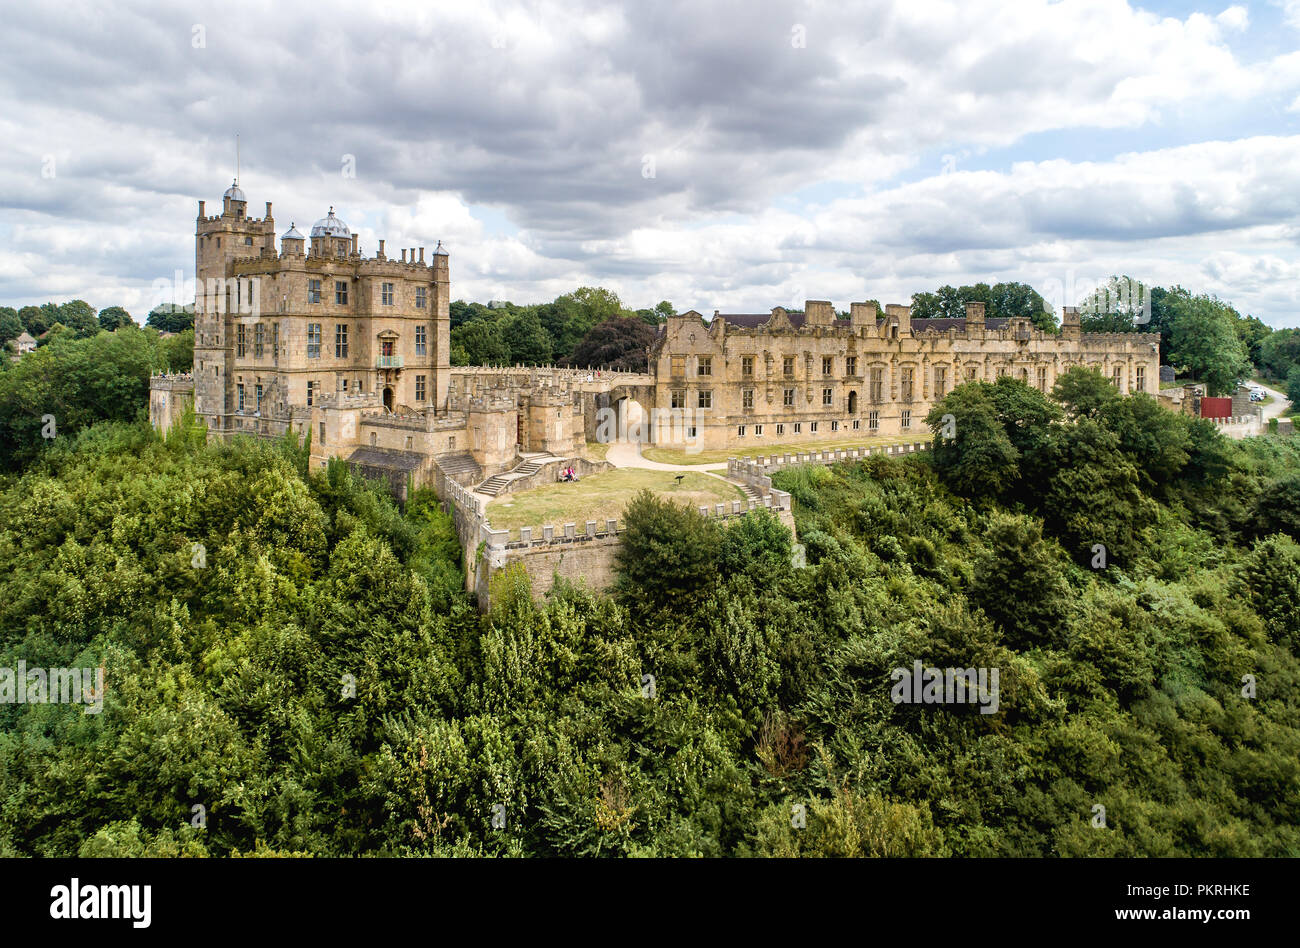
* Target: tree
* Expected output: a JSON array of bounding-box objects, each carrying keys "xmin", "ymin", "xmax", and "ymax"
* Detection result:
[
  {"xmin": 502, "ymin": 310, "xmax": 553, "ymax": 366},
  {"xmin": 451, "ymin": 319, "xmax": 510, "ymax": 366},
  {"xmin": 614, "ymin": 489, "xmax": 721, "ymax": 616},
  {"xmin": 145, "ymin": 304, "xmax": 195, "ymax": 333},
  {"xmin": 0, "ymin": 307, "xmax": 21, "ymax": 346},
  {"xmin": 925, "ymin": 384, "xmax": 1020, "ymax": 501},
  {"xmin": 568, "ymin": 316, "xmax": 656, "ymax": 371},
  {"xmin": 970, "ymin": 511, "xmax": 1072, "ymax": 648},
  {"xmin": 1166, "ymin": 291, "xmax": 1250, "ymax": 395},
  {"xmin": 58, "ymin": 300, "xmax": 100, "ymax": 337},
  {"xmin": 1287, "ymin": 366, "xmax": 1300, "ymax": 407},
  {"xmin": 1052, "ymin": 366, "xmax": 1121, "ymax": 419},
  {"xmin": 98, "ymin": 306, "xmax": 134, "ymax": 331},
  {"xmin": 17, "ymin": 304, "xmax": 48, "ymax": 336},
  {"xmin": 1260, "ymin": 329, "xmax": 1300, "ymax": 381}
]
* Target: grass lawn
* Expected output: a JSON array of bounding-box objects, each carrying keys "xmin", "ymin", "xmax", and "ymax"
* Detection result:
[
  {"xmin": 640, "ymin": 432, "xmax": 930, "ymax": 465},
  {"xmin": 487, "ymin": 468, "xmax": 743, "ymax": 535},
  {"xmin": 583, "ymin": 441, "xmax": 610, "ymax": 461}
]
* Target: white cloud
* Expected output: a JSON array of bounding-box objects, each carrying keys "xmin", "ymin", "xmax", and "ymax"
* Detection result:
[{"xmin": 0, "ymin": 0, "xmax": 1298, "ymax": 324}]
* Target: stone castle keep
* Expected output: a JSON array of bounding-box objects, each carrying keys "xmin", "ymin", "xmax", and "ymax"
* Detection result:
[{"xmin": 150, "ymin": 182, "xmax": 1161, "ymax": 602}]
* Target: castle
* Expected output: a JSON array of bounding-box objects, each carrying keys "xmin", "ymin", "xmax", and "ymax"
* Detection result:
[
  {"xmin": 151, "ymin": 181, "xmax": 1162, "ymax": 490},
  {"xmin": 646, "ymin": 302, "xmax": 1161, "ymax": 450}
]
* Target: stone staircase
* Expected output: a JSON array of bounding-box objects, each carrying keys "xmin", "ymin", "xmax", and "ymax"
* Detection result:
[
  {"xmin": 476, "ymin": 453, "xmax": 557, "ymax": 497},
  {"xmin": 434, "ymin": 450, "xmax": 482, "ymax": 484},
  {"xmin": 738, "ymin": 482, "xmax": 763, "ymax": 504}
]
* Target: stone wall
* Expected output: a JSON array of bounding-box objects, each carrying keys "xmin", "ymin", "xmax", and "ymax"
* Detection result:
[{"xmin": 457, "ymin": 488, "xmax": 795, "ymax": 610}]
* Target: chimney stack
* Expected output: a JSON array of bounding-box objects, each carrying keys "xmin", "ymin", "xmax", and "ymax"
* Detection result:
[
  {"xmin": 378, "ymin": 239, "xmax": 385, "ymax": 258},
  {"xmin": 418, "ymin": 247, "xmax": 425, "ymax": 264},
  {"xmin": 401, "ymin": 249, "xmax": 407, "ymax": 263},
  {"xmin": 351, "ymin": 234, "xmax": 358, "ymax": 254},
  {"xmin": 266, "ymin": 202, "xmax": 272, "ymax": 218}
]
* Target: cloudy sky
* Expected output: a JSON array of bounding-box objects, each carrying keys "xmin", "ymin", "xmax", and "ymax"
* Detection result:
[{"xmin": 2, "ymin": 0, "xmax": 1299, "ymax": 325}]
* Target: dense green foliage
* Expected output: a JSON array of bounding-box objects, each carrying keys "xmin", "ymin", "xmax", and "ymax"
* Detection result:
[
  {"xmin": 0, "ymin": 325, "xmax": 192, "ymax": 473},
  {"xmin": 0, "ymin": 362, "xmax": 1296, "ymax": 855},
  {"xmin": 449, "ymin": 287, "xmax": 671, "ymax": 368}
]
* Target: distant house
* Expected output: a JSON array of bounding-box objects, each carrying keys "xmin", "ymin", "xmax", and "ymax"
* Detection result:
[{"xmin": 13, "ymin": 331, "xmax": 36, "ymax": 356}]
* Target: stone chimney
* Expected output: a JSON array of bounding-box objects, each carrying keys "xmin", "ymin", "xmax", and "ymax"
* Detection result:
[
  {"xmin": 849, "ymin": 301, "xmax": 877, "ymax": 331},
  {"xmin": 885, "ymin": 304, "xmax": 912, "ymax": 338},
  {"xmin": 804, "ymin": 300, "xmax": 835, "ymax": 327},
  {"xmin": 378, "ymin": 239, "xmax": 385, "ymax": 259},
  {"xmin": 1060, "ymin": 305, "xmax": 1081, "ymax": 339},
  {"xmin": 965, "ymin": 301, "xmax": 987, "ymax": 336}
]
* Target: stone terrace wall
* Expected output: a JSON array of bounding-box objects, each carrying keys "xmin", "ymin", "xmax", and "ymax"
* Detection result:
[
  {"xmin": 454, "ymin": 488, "xmax": 795, "ymax": 609},
  {"xmin": 727, "ymin": 439, "xmax": 933, "ymax": 491}
]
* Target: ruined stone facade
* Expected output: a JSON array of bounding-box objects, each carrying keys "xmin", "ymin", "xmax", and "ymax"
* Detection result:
[{"xmin": 647, "ymin": 300, "xmax": 1162, "ymax": 450}]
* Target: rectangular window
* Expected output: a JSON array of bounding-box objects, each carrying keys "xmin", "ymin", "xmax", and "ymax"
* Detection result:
[
  {"xmin": 831, "ymin": 420, "xmax": 839, "ymax": 432},
  {"xmin": 244, "ymin": 236, "xmax": 253, "ymax": 246},
  {"xmin": 794, "ymin": 422, "xmax": 802, "ymax": 434},
  {"xmin": 776, "ymin": 423, "xmax": 785, "ymax": 435},
  {"xmin": 822, "ymin": 356, "xmax": 833, "ymax": 375},
  {"xmin": 671, "ymin": 390, "xmax": 685, "ymax": 409},
  {"xmin": 698, "ymin": 390, "xmax": 712, "ymax": 409},
  {"xmin": 307, "ymin": 323, "xmax": 321, "ymax": 359},
  {"xmin": 755, "ymin": 424, "xmax": 763, "ymax": 436},
  {"xmin": 415, "ymin": 325, "xmax": 427, "ymax": 356},
  {"xmin": 339, "ymin": 378, "xmax": 347, "ymax": 392},
  {"xmin": 335, "ymin": 324, "xmax": 349, "ymax": 358},
  {"xmin": 737, "ymin": 425, "xmax": 746, "ymax": 437},
  {"xmin": 742, "ymin": 356, "xmax": 754, "ymax": 377},
  {"xmin": 742, "ymin": 388, "xmax": 754, "ymax": 410},
  {"xmin": 822, "ymin": 387, "xmax": 833, "ymax": 406},
  {"xmin": 308, "ymin": 279, "xmax": 322, "ymax": 304},
  {"xmin": 997, "ymin": 366, "xmax": 1008, "ymax": 378},
  {"xmin": 335, "ymin": 281, "xmax": 348, "ymax": 305},
  {"xmin": 846, "ymin": 356, "xmax": 857, "ymax": 377},
  {"xmin": 783, "ymin": 356, "xmax": 795, "ymax": 378},
  {"xmin": 1112, "ymin": 365, "xmax": 1122, "ymax": 389},
  {"xmin": 783, "ymin": 388, "xmax": 795, "ymax": 407},
  {"xmin": 382, "ymin": 283, "xmax": 394, "ymax": 305},
  {"xmin": 966, "ymin": 366, "xmax": 977, "ymax": 381},
  {"xmin": 935, "ymin": 366, "xmax": 947, "ymax": 397},
  {"xmin": 671, "ymin": 355, "xmax": 685, "ymax": 377},
  {"xmin": 254, "ymin": 323, "xmax": 265, "ymax": 358},
  {"xmin": 870, "ymin": 367, "xmax": 883, "ymax": 402},
  {"xmin": 810, "ymin": 421, "xmax": 818, "ymax": 433},
  {"xmin": 237, "ymin": 383, "xmax": 245, "ymax": 412},
  {"xmin": 852, "ymin": 419, "xmax": 860, "ymax": 430},
  {"xmin": 306, "ymin": 380, "xmax": 314, "ymax": 406},
  {"xmin": 901, "ymin": 367, "xmax": 914, "ymax": 401},
  {"xmin": 236, "ymin": 324, "xmax": 247, "ymax": 357},
  {"xmin": 901, "ymin": 409, "xmax": 912, "ymax": 430},
  {"xmin": 415, "ymin": 375, "xmax": 427, "ymax": 402},
  {"xmin": 698, "ymin": 356, "xmax": 712, "ymax": 376},
  {"xmin": 255, "ymin": 383, "xmax": 263, "ymax": 410},
  {"xmin": 319, "ymin": 422, "xmax": 326, "ymax": 445},
  {"xmin": 1041, "ymin": 366, "xmax": 1051, "ymax": 392},
  {"xmin": 869, "ymin": 410, "xmax": 879, "ymax": 431},
  {"xmin": 415, "ymin": 287, "xmax": 427, "ymax": 309},
  {"xmin": 1136, "ymin": 366, "xmax": 1146, "ymax": 392}
]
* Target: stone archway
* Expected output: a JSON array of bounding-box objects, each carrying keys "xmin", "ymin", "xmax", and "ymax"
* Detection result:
[
  {"xmin": 847, "ymin": 390, "xmax": 858, "ymax": 415},
  {"xmin": 383, "ymin": 386, "xmax": 394, "ymax": 412}
]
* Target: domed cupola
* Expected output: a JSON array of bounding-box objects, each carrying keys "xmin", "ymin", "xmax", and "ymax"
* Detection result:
[
  {"xmin": 309, "ymin": 207, "xmax": 352, "ymax": 257},
  {"xmin": 310, "ymin": 207, "xmax": 351, "ymax": 238},
  {"xmin": 222, "ymin": 179, "xmax": 248, "ymax": 217},
  {"xmin": 281, "ymin": 223, "xmax": 306, "ymax": 255}
]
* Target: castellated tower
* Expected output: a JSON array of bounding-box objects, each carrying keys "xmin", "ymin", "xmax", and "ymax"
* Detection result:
[
  {"xmin": 188, "ymin": 180, "xmax": 453, "ymax": 442},
  {"xmin": 193, "ymin": 181, "xmax": 276, "ymax": 427}
]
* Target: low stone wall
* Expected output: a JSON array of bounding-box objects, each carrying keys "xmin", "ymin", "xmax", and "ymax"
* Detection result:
[
  {"xmin": 727, "ymin": 440, "xmax": 932, "ymax": 490},
  {"xmin": 464, "ymin": 489, "xmax": 795, "ymax": 609},
  {"xmin": 1208, "ymin": 415, "xmax": 1264, "ymax": 439}
]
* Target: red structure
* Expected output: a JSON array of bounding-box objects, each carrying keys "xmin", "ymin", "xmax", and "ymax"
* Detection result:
[{"xmin": 1200, "ymin": 396, "xmax": 1232, "ymax": 419}]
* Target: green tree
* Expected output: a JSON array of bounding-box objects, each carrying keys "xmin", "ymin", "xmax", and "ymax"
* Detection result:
[
  {"xmin": 614, "ymin": 489, "xmax": 721, "ymax": 617},
  {"xmin": 502, "ymin": 310, "xmax": 554, "ymax": 366},
  {"xmin": 1166, "ymin": 291, "xmax": 1250, "ymax": 395},
  {"xmin": 98, "ymin": 305, "xmax": 134, "ymax": 331},
  {"xmin": 925, "ymin": 384, "xmax": 1020, "ymax": 501}
]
